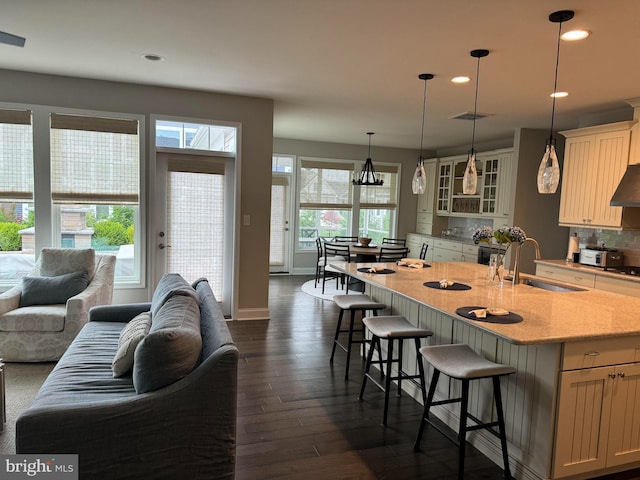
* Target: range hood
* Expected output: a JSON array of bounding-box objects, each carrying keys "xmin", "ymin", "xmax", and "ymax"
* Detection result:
[{"xmin": 610, "ymin": 164, "xmax": 640, "ymax": 207}]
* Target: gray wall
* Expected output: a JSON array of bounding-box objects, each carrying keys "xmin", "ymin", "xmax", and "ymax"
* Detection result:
[{"xmin": 0, "ymin": 69, "xmax": 273, "ymax": 318}]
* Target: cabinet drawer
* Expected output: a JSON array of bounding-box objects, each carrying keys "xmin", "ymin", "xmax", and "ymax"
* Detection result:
[
  {"xmin": 434, "ymin": 239, "xmax": 462, "ymax": 252},
  {"xmin": 562, "ymin": 336, "xmax": 640, "ymax": 370},
  {"xmin": 462, "ymin": 244, "xmax": 478, "ymax": 256},
  {"xmin": 594, "ymin": 275, "xmax": 640, "ymax": 298},
  {"xmin": 535, "ymin": 265, "xmax": 596, "ymax": 287},
  {"xmin": 433, "ymin": 250, "xmax": 462, "ymax": 262}
]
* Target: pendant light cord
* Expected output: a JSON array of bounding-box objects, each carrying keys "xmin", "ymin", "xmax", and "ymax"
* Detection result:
[
  {"xmin": 419, "ymin": 78, "xmax": 427, "ymax": 163},
  {"xmin": 549, "ymin": 20, "xmax": 563, "ymax": 142},
  {"xmin": 470, "ymin": 55, "xmax": 481, "ymax": 153}
]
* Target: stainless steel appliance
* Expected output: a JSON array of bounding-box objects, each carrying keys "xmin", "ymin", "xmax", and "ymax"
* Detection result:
[{"xmin": 578, "ymin": 246, "xmax": 624, "ymax": 268}]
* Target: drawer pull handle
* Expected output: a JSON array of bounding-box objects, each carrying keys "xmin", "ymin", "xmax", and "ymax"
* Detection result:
[
  {"xmin": 618, "ymin": 372, "xmax": 625, "ymax": 378},
  {"xmin": 585, "ymin": 351, "xmax": 600, "ymax": 357},
  {"xmin": 609, "ymin": 373, "xmax": 617, "ymax": 379}
]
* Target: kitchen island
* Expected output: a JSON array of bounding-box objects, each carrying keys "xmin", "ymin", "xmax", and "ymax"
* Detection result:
[{"xmin": 332, "ymin": 261, "xmax": 640, "ymax": 480}]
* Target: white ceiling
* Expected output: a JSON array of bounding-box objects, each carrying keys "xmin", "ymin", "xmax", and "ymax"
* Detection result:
[{"xmin": 3, "ymin": 0, "xmax": 640, "ymax": 151}]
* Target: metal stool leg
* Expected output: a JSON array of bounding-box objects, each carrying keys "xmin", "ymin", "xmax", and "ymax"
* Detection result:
[
  {"xmin": 382, "ymin": 338, "xmax": 394, "ymax": 426},
  {"xmin": 458, "ymin": 380, "xmax": 470, "ymax": 480},
  {"xmin": 396, "ymin": 338, "xmax": 404, "ymax": 397},
  {"xmin": 415, "ymin": 338, "xmax": 427, "ymax": 404},
  {"xmin": 358, "ymin": 335, "xmax": 378, "ymax": 400},
  {"xmin": 330, "ymin": 309, "xmax": 345, "ymax": 365},
  {"xmin": 493, "ymin": 376, "xmax": 513, "ymax": 479},
  {"xmin": 344, "ymin": 309, "xmax": 356, "ymax": 380},
  {"xmin": 414, "ymin": 368, "xmax": 440, "ymax": 451}
]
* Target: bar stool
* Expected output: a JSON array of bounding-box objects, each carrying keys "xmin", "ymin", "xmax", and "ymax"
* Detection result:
[
  {"xmin": 331, "ymin": 294, "xmax": 386, "ymax": 380},
  {"xmin": 358, "ymin": 315, "xmax": 433, "ymax": 426},
  {"xmin": 414, "ymin": 344, "xmax": 515, "ymax": 480}
]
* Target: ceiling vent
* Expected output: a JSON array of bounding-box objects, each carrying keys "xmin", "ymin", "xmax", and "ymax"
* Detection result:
[{"xmin": 449, "ymin": 112, "xmax": 492, "ymax": 121}]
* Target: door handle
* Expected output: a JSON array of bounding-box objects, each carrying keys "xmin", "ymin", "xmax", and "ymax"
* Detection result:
[{"xmin": 159, "ymin": 243, "xmax": 172, "ymax": 249}]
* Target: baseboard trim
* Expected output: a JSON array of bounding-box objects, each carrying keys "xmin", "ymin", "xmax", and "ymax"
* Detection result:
[{"xmin": 234, "ymin": 307, "xmax": 270, "ymax": 321}]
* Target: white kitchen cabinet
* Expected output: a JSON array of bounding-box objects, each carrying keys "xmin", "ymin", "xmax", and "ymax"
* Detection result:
[
  {"xmin": 432, "ymin": 238, "xmax": 463, "ymax": 262},
  {"xmin": 493, "ymin": 150, "xmax": 514, "ymax": 218},
  {"xmin": 554, "ymin": 360, "xmax": 640, "ymax": 478},
  {"xmin": 559, "ymin": 122, "xmax": 640, "ymax": 229},
  {"xmin": 406, "ymin": 233, "xmax": 433, "ymax": 262},
  {"xmin": 461, "ymin": 243, "xmax": 478, "ymax": 263},
  {"xmin": 436, "ymin": 160, "xmax": 453, "ymax": 214},
  {"xmin": 416, "ymin": 159, "xmax": 441, "ymax": 235},
  {"xmin": 535, "ymin": 264, "xmax": 596, "ymax": 288},
  {"xmin": 594, "ymin": 275, "xmax": 640, "ymax": 298}
]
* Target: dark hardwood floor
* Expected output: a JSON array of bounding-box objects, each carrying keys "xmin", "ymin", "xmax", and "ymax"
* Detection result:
[{"xmin": 228, "ymin": 275, "xmax": 640, "ymax": 480}]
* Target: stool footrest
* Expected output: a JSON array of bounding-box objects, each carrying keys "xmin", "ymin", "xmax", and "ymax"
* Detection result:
[{"xmin": 363, "ymin": 371, "xmax": 423, "ymax": 394}]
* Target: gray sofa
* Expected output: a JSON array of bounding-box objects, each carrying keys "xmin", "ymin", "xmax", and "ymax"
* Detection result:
[{"xmin": 16, "ymin": 274, "xmax": 238, "ymax": 480}]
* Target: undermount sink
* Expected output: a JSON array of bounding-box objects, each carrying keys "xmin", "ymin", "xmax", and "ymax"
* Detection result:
[{"xmin": 519, "ymin": 278, "xmax": 586, "ymax": 292}]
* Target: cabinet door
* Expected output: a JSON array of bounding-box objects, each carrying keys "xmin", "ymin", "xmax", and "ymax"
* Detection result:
[
  {"xmin": 607, "ymin": 362, "xmax": 640, "ymax": 467},
  {"xmin": 436, "ymin": 161, "xmax": 452, "ymax": 214},
  {"xmin": 417, "ymin": 159, "xmax": 437, "ymax": 214},
  {"xmin": 553, "ymin": 367, "xmax": 613, "ymax": 478},
  {"xmin": 589, "ymin": 130, "xmax": 631, "ymax": 227},
  {"xmin": 559, "ymin": 136, "xmax": 598, "ymax": 226},
  {"xmin": 495, "ymin": 152, "xmax": 514, "ymax": 218},
  {"xmin": 481, "ymin": 158, "xmax": 499, "ymax": 214}
]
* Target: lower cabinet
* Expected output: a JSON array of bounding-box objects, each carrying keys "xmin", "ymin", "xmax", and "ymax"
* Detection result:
[
  {"xmin": 553, "ymin": 338, "xmax": 640, "ymax": 478},
  {"xmin": 535, "ymin": 264, "xmax": 596, "ymax": 288}
]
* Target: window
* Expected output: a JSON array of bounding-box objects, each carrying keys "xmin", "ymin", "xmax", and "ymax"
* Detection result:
[
  {"xmin": 49, "ymin": 112, "xmax": 142, "ymax": 283},
  {"xmin": 297, "ymin": 157, "xmax": 399, "ymax": 249},
  {"xmin": 156, "ymin": 120, "xmax": 236, "ymax": 152},
  {"xmin": 0, "ymin": 108, "xmax": 35, "ymax": 282}
]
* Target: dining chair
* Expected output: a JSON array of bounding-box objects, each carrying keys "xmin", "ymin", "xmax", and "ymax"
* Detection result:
[
  {"xmin": 322, "ymin": 242, "xmax": 350, "ymax": 294},
  {"xmin": 419, "ymin": 243, "xmax": 429, "ymax": 260},
  {"xmin": 382, "ymin": 238, "xmax": 406, "ymax": 246},
  {"xmin": 334, "ymin": 236, "xmax": 358, "ymax": 243},
  {"xmin": 316, "ymin": 238, "xmax": 348, "ymax": 287},
  {"xmin": 378, "ymin": 246, "xmax": 409, "ymax": 262}
]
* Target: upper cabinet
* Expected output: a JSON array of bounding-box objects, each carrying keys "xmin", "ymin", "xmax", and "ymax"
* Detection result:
[
  {"xmin": 559, "ymin": 122, "xmax": 640, "ymax": 229},
  {"xmin": 416, "ymin": 159, "xmax": 443, "ymax": 235},
  {"xmin": 433, "ymin": 148, "xmax": 513, "ymax": 218}
]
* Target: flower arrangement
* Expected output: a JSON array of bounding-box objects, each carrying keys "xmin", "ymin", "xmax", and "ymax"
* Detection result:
[{"xmin": 473, "ymin": 226, "xmax": 527, "ymax": 282}]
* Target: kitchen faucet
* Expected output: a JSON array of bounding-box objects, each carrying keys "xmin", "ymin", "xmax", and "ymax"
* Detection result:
[{"xmin": 512, "ymin": 237, "xmax": 541, "ymax": 285}]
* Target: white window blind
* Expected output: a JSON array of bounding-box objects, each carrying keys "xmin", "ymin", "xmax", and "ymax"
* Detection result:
[
  {"xmin": 50, "ymin": 113, "xmax": 139, "ymax": 204},
  {"xmin": 299, "ymin": 159, "xmax": 354, "ymax": 209},
  {"xmin": 359, "ymin": 164, "xmax": 399, "ymax": 209},
  {"xmin": 0, "ymin": 109, "xmax": 33, "ymax": 201},
  {"xmin": 270, "ymin": 180, "xmax": 287, "ymax": 266}
]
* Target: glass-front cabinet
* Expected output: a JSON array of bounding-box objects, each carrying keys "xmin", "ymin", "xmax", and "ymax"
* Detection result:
[{"xmin": 434, "ymin": 148, "xmax": 513, "ymax": 218}]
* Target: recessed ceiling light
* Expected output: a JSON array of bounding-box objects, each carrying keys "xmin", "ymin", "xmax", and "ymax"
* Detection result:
[
  {"xmin": 561, "ymin": 29, "xmax": 591, "ymax": 41},
  {"xmin": 550, "ymin": 91, "xmax": 569, "ymax": 98},
  {"xmin": 451, "ymin": 76, "xmax": 471, "ymax": 84},
  {"xmin": 142, "ymin": 53, "xmax": 164, "ymax": 62}
]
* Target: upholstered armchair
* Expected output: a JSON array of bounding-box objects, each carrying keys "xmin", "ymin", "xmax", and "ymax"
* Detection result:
[{"xmin": 0, "ymin": 248, "xmax": 116, "ymax": 362}]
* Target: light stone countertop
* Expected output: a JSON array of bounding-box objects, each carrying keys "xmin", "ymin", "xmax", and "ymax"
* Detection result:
[{"xmin": 332, "ymin": 261, "xmax": 640, "ymax": 345}]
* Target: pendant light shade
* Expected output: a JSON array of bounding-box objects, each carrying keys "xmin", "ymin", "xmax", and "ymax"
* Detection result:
[
  {"xmin": 412, "ymin": 73, "xmax": 434, "ymax": 195},
  {"xmin": 462, "ymin": 49, "xmax": 489, "ymax": 195},
  {"xmin": 537, "ymin": 10, "xmax": 574, "ymax": 194},
  {"xmin": 353, "ymin": 132, "xmax": 383, "ymax": 186}
]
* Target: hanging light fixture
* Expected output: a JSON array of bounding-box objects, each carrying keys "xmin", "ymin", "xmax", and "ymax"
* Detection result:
[
  {"xmin": 462, "ymin": 49, "xmax": 489, "ymax": 195},
  {"xmin": 537, "ymin": 10, "xmax": 574, "ymax": 194},
  {"xmin": 353, "ymin": 132, "xmax": 384, "ymax": 186},
  {"xmin": 412, "ymin": 73, "xmax": 434, "ymax": 195}
]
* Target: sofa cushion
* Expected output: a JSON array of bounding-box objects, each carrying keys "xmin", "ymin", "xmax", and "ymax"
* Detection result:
[
  {"xmin": 133, "ymin": 294, "xmax": 202, "ymax": 393},
  {"xmin": 39, "ymin": 248, "xmax": 96, "ymax": 282},
  {"xmin": 150, "ymin": 273, "xmax": 197, "ymax": 318},
  {"xmin": 112, "ymin": 311, "xmax": 152, "ymax": 377},
  {"xmin": 20, "ymin": 270, "xmax": 90, "ymax": 307}
]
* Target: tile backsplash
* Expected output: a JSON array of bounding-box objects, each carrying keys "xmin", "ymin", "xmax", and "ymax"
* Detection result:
[{"xmin": 573, "ymin": 227, "xmax": 640, "ymax": 266}]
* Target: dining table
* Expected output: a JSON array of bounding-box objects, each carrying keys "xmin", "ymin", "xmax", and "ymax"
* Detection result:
[{"xmin": 330, "ymin": 241, "xmax": 410, "ymax": 262}]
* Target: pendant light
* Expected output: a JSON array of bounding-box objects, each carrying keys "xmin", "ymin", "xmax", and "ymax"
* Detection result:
[
  {"xmin": 412, "ymin": 73, "xmax": 434, "ymax": 195},
  {"xmin": 462, "ymin": 49, "xmax": 489, "ymax": 195},
  {"xmin": 537, "ymin": 10, "xmax": 574, "ymax": 194},
  {"xmin": 353, "ymin": 132, "xmax": 384, "ymax": 186}
]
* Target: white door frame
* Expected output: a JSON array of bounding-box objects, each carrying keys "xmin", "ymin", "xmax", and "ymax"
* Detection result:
[{"xmin": 270, "ymin": 173, "xmax": 292, "ymax": 273}]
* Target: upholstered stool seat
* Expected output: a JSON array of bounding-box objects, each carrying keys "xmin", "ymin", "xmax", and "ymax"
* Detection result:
[
  {"xmin": 359, "ymin": 315, "xmax": 432, "ymax": 426},
  {"xmin": 414, "ymin": 343, "xmax": 515, "ymax": 480},
  {"xmin": 330, "ymin": 295, "xmax": 386, "ymax": 380}
]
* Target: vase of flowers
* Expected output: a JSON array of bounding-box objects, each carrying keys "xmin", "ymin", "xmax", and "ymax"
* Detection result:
[{"xmin": 472, "ymin": 226, "xmax": 527, "ymax": 286}]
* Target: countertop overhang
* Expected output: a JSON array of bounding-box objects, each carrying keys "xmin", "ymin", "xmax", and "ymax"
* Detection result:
[{"xmin": 332, "ymin": 261, "xmax": 640, "ymax": 345}]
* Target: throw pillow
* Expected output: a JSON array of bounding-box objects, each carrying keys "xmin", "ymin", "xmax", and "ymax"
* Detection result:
[
  {"xmin": 150, "ymin": 273, "xmax": 197, "ymax": 318},
  {"xmin": 20, "ymin": 270, "xmax": 90, "ymax": 307},
  {"xmin": 133, "ymin": 294, "xmax": 202, "ymax": 393},
  {"xmin": 112, "ymin": 312, "xmax": 152, "ymax": 377}
]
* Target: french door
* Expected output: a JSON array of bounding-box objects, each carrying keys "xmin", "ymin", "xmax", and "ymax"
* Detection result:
[
  {"xmin": 269, "ymin": 174, "xmax": 291, "ymax": 273},
  {"xmin": 155, "ymin": 152, "xmax": 233, "ymax": 315}
]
